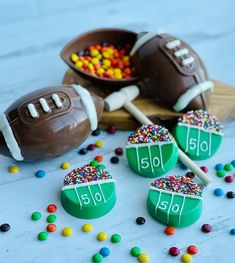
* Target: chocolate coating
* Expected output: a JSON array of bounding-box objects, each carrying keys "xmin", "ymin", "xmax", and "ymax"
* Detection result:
[
  {"xmin": 132, "ymin": 33, "xmax": 211, "ymax": 111},
  {"xmin": 0, "ymin": 86, "xmax": 103, "ymax": 161}
]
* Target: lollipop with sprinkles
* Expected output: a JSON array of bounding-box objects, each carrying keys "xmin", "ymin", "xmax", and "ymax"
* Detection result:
[
  {"xmin": 61, "ymin": 165, "xmax": 116, "ymax": 219},
  {"xmin": 125, "ymin": 124, "xmax": 178, "ymax": 178},
  {"xmin": 173, "ymin": 110, "xmax": 223, "ymax": 160},
  {"xmin": 147, "ymin": 175, "xmax": 203, "ymax": 227}
]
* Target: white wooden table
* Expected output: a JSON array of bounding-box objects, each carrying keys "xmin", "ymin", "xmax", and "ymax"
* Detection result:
[{"xmin": 0, "ymin": 1, "xmax": 235, "ymax": 262}]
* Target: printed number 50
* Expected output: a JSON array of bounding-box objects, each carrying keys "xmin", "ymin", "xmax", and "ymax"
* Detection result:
[{"xmin": 140, "ymin": 157, "xmax": 160, "ymax": 169}]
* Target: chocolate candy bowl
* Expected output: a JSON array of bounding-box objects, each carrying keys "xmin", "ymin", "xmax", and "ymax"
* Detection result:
[{"xmin": 60, "ymin": 28, "xmax": 139, "ymax": 88}]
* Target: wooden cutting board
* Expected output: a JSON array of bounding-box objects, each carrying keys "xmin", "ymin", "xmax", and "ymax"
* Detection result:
[{"xmin": 63, "ymin": 69, "xmax": 235, "ymax": 130}]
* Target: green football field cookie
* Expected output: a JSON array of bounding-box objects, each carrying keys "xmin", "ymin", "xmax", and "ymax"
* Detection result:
[
  {"xmin": 125, "ymin": 124, "xmax": 178, "ymax": 178},
  {"xmin": 173, "ymin": 110, "xmax": 223, "ymax": 160},
  {"xmin": 61, "ymin": 165, "xmax": 116, "ymax": 219},
  {"xmin": 147, "ymin": 175, "xmax": 203, "ymax": 228}
]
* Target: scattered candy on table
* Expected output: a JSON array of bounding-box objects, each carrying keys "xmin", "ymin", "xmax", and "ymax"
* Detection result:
[
  {"xmin": 213, "ymin": 188, "xmax": 224, "ymax": 197},
  {"xmin": 99, "ymin": 247, "xmax": 110, "ymax": 257},
  {"xmin": 200, "ymin": 166, "xmax": 208, "ymax": 173},
  {"xmin": 47, "ymin": 204, "xmax": 57, "ymax": 213},
  {"xmin": 87, "ymin": 144, "xmax": 96, "ymax": 151},
  {"xmin": 92, "ymin": 253, "xmax": 103, "ymax": 263},
  {"xmin": 79, "ymin": 148, "xmax": 88, "ymax": 155},
  {"xmin": 115, "ymin": 147, "xmax": 123, "ymax": 155},
  {"xmin": 47, "ymin": 214, "xmax": 57, "ymax": 223},
  {"xmin": 136, "ymin": 217, "xmax": 146, "ymax": 225},
  {"xmin": 181, "ymin": 253, "xmax": 192, "ymax": 263},
  {"xmin": 224, "ymin": 163, "xmax": 233, "ymax": 171},
  {"xmin": 38, "ymin": 231, "xmax": 49, "ymax": 241},
  {"xmin": 0, "ymin": 223, "xmax": 10, "ymax": 232},
  {"xmin": 231, "ymin": 160, "xmax": 235, "ymax": 167},
  {"xmin": 201, "ymin": 224, "xmax": 212, "ymax": 233},
  {"xmin": 62, "ymin": 227, "xmax": 73, "ymax": 237},
  {"xmin": 107, "ymin": 125, "xmax": 117, "ymax": 134},
  {"xmin": 185, "ymin": 172, "xmax": 195, "ymax": 179},
  {"xmin": 187, "ymin": 245, "xmax": 198, "ymax": 255},
  {"xmin": 97, "ymin": 232, "xmax": 108, "ymax": 241},
  {"xmin": 110, "ymin": 156, "xmax": 119, "ymax": 164},
  {"xmin": 95, "ymin": 155, "xmax": 103, "ymax": 162},
  {"xmin": 8, "ymin": 165, "xmax": 19, "ymax": 174},
  {"xmin": 47, "ymin": 224, "xmax": 57, "ymax": 233},
  {"xmin": 215, "ymin": 163, "xmax": 224, "ymax": 171},
  {"xmin": 226, "ymin": 191, "xmax": 235, "ymax": 199},
  {"xmin": 224, "ymin": 175, "xmax": 234, "ymax": 183},
  {"xmin": 111, "ymin": 233, "xmax": 121, "ymax": 243},
  {"xmin": 216, "ymin": 170, "xmax": 225, "ymax": 177},
  {"xmin": 82, "ymin": 223, "xmax": 93, "ymax": 233},
  {"xmin": 92, "ymin": 129, "xmax": 101, "ymax": 136},
  {"xmin": 131, "ymin": 247, "xmax": 142, "ymax": 257},
  {"xmin": 70, "ymin": 43, "xmax": 135, "ymax": 80},
  {"xmin": 35, "ymin": 170, "xmax": 46, "ymax": 178},
  {"xmin": 90, "ymin": 160, "xmax": 99, "ymax": 167},
  {"xmin": 31, "ymin": 212, "xmax": 42, "ymax": 221},
  {"xmin": 169, "ymin": 247, "xmax": 180, "ymax": 256},
  {"xmin": 138, "ymin": 252, "xmax": 150, "ymax": 263},
  {"xmin": 96, "ymin": 140, "xmax": 104, "ymax": 148},
  {"xmin": 165, "ymin": 226, "xmax": 176, "ymax": 235},
  {"xmin": 60, "ymin": 162, "xmax": 71, "ymax": 170},
  {"xmin": 230, "ymin": 229, "xmax": 235, "ymax": 235}
]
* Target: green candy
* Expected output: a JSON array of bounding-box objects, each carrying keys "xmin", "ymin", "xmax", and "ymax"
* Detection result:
[
  {"xmin": 111, "ymin": 233, "xmax": 121, "ymax": 243},
  {"xmin": 38, "ymin": 231, "xmax": 49, "ymax": 241},
  {"xmin": 90, "ymin": 160, "xmax": 99, "ymax": 167},
  {"xmin": 31, "ymin": 212, "xmax": 41, "ymax": 221},
  {"xmin": 97, "ymin": 164, "xmax": 106, "ymax": 169},
  {"xmin": 217, "ymin": 170, "xmax": 226, "ymax": 177},
  {"xmin": 92, "ymin": 253, "xmax": 103, "ymax": 263},
  {"xmin": 224, "ymin": 163, "xmax": 233, "ymax": 171},
  {"xmin": 47, "ymin": 214, "xmax": 57, "ymax": 223},
  {"xmin": 131, "ymin": 247, "xmax": 141, "ymax": 257}
]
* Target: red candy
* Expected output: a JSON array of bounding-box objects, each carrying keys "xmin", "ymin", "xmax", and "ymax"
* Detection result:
[
  {"xmin": 187, "ymin": 245, "xmax": 198, "ymax": 255},
  {"xmin": 107, "ymin": 125, "xmax": 117, "ymax": 134},
  {"xmin": 47, "ymin": 204, "xmax": 57, "ymax": 213},
  {"xmin": 115, "ymin": 147, "xmax": 123, "ymax": 156},
  {"xmin": 224, "ymin": 175, "xmax": 234, "ymax": 183},
  {"xmin": 169, "ymin": 247, "xmax": 180, "ymax": 256},
  {"xmin": 200, "ymin": 166, "xmax": 208, "ymax": 173},
  {"xmin": 87, "ymin": 144, "xmax": 96, "ymax": 151},
  {"xmin": 201, "ymin": 223, "xmax": 212, "ymax": 233},
  {"xmin": 165, "ymin": 226, "xmax": 176, "ymax": 235},
  {"xmin": 186, "ymin": 172, "xmax": 195, "ymax": 179}
]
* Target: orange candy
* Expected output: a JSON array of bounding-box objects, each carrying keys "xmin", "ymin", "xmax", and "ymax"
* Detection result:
[
  {"xmin": 95, "ymin": 155, "xmax": 103, "ymax": 162},
  {"xmin": 165, "ymin": 226, "xmax": 176, "ymax": 235},
  {"xmin": 47, "ymin": 224, "xmax": 57, "ymax": 232}
]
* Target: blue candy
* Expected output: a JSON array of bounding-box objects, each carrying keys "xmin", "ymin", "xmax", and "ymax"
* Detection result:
[
  {"xmin": 215, "ymin": 163, "xmax": 224, "ymax": 171},
  {"xmin": 100, "ymin": 247, "xmax": 110, "ymax": 257},
  {"xmin": 213, "ymin": 188, "xmax": 224, "ymax": 197},
  {"xmin": 230, "ymin": 229, "xmax": 235, "ymax": 235},
  {"xmin": 231, "ymin": 160, "xmax": 235, "ymax": 167},
  {"xmin": 35, "ymin": 170, "xmax": 46, "ymax": 178}
]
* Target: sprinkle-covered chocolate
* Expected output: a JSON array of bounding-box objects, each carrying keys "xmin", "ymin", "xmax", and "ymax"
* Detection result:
[
  {"xmin": 178, "ymin": 110, "xmax": 222, "ymax": 132},
  {"xmin": 127, "ymin": 124, "xmax": 174, "ymax": 145},
  {"xmin": 151, "ymin": 175, "xmax": 203, "ymax": 197},
  {"xmin": 63, "ymin": 165, "xmax": 112, "ymax": 186}
]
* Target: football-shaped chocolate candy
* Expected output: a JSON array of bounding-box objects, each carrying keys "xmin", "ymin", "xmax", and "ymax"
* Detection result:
[
  {"xmin": 130, "ymin": 32, "xmax": 213, "ymax": 112},
  {"xmin": 0, "ymin": 85, "xmax": 103, "ymax": 161}
]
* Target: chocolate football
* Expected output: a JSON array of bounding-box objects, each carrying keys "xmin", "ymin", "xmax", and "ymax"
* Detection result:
[
  {"xmin": 0, "ymin": 85, "xmax": 103, "ymax": 161},
  {"xmin": 130, "ymin": 33, "xmax": 213, "ymax": 112}
]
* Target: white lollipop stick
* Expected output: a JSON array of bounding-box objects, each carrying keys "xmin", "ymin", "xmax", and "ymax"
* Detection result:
[{"xmin": 104, "ymin": 85, "xmax": 211, "ymax": 186}]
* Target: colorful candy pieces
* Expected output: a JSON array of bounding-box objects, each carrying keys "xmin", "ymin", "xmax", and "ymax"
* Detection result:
[
  {"xmin": 70, "ymin": 43, "xmax": 134, "ymax": 79},
  {"xmin": 147, "ymin": 176, "xmax": 203, "ymax": 227},
  {"xmin": 61, "ymin": 165, "xmax": 116, "ymax": 219},
  {"xmin": 174, "ymin": 110, "xmax": 223, "ymax": 160},
  {"xmin": 126, "ymin": 124, "xmax": 178, "ymax": 178}
]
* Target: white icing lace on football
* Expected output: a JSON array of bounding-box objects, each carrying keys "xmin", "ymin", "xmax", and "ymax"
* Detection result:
[
  {"xmin": 27, "ymin": 103, "xmax": 39, "ymax": 118},
  {"xmin": 0, "ymin": 113, "xmax": 24, "ymax": 161},
  {"xmin": 165, "ymin": 39, "xmax": 181, "ymax": 49},
  {"xmin": 182, "ymin": 56, "xmax": 195, "ymax": 66},
  {"xmin": 52, "ymin": 94, "xmax": 63, "ymax": 108},
  {"xmin": 173, "ymin": 81, "xmax": 214, "ymax": 112},
  {"xmin": 39, "ymin": 98, "xmax": 50, "ymax": 113},
  {"xmin": 174, "ymin": 48, "xmax": 189, "ymax": 57},
  {"xmin": 72, "ymin": 84, "xmax": 98, "ymax": 131}
]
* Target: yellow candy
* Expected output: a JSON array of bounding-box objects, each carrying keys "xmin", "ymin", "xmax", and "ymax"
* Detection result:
[
  {"xmin": 106, "ymin": 47, "xmax": 114, "ymax": 55},
  {"xmin": 75, "ymin": 61, "xmax": 83, "ymax": 68},
  {"xmin": 91, "ymin": 58, "xmax": 99, "ymax": 65},
  {"xmin": 62, "ymin": 227, "xmax": 73, "ymax": 237},
  {"xmin": 97, "ymin": 232, "xmax": 108, "ymax": 241},
  {"xmin": 95, "ymin": 140, "xmax": 104, "ymax": 147},
  {"xmin": 71, "ymin": 53, "xmax": 78, "ymax": 62},
  {"xmin": 82, "ymin": 224, "xmax": 93, "ymax": 232},
  {"xmin": 106, "ymin": 69, "xmax": 114, "ymax": 75},
  {"xmin": 96, "ymin": 54, "xmax": 102, "ymax": 60},
  {"xmin": 83, "ymin": 59, "xmax": 89, "ymax": 65},
  {"xmin": 60, "ymin": 162, "xmax": 71, "ymax": 170},
  {"xmin": 8, "ymin": 165, "xmax": 19, "ymax": 174},
  {"xmin": 113, "ymin": 68, "xmax": 121, "ymax": 74},
  {"xmin": 181, "ymin": 253, "xmax": 192, "ymax": 263},
  {"xmin": 90, "ymin": 49, "xmax": 99, "ymax": 57},
  {"xmin": 103, "ymin": 59, "xmax": 111, "ymax": 67},
  {"xmin": 114, "ymin": 72, "xmax": 122, "ymax": 79},
  {"xmin": 97, "ymin": 68, "xmax": 105, "ymax": 75},
  {"xmin": 123, "ymin": 56, "xmax": 130, "ymax": 62},
  {"xmin": 138, "ymin": 253, "xmax": 150, "ymax": 263},
  {"xmin": 88, "ymin": 63, "xmax": 94, "ymax": 70},
  {"xmin": 102, "ymin": 51, "xmax": 111, "ymax": 59}
]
